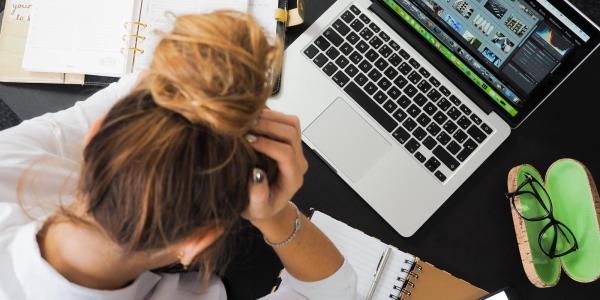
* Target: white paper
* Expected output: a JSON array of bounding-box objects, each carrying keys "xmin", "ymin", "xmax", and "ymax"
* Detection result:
[{"xmin": 248, "ymin": 0, "xmax": 278, "ymax": 39}]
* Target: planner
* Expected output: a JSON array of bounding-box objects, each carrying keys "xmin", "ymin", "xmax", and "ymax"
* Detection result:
[
  {"xmin": 22, "ymin": 0, "xmax": 280, "ymax": 77},
  {"xmin": 305, "ymin": 211, "xmax": 488, "ymax": 300}
]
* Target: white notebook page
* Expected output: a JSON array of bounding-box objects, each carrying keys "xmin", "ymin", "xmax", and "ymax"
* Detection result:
[
  {"xmin": 133, "ymin": 0, "xmax": 248, "ymax": 72},
  {"xmin": 248, "ymin": 0, "xmax": 278, "ymax": 40},
  {"xmin": 23, "ymin": 0, "xmax": 138, "ymax": 77}
]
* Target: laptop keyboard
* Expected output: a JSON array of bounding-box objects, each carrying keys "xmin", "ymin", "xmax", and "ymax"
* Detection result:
[{"xmin": 303, "ymin": 5, "xmax": 494, "ymax": 183}]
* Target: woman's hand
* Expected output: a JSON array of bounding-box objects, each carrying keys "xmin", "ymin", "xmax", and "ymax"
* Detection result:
[{"xmin": 241, "ymin": 110, "xmax": 308, "ymax": 236}]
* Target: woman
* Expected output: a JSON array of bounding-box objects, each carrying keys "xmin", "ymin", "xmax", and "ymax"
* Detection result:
[{"xmin": 0, "ymin": 11, "xmax": 357, "ymax": 299}]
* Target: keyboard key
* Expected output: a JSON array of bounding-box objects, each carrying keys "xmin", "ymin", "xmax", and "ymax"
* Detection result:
[
  {"xmin": 415, "ymin": 151, "xmax": 426, "ymax": 163},
  {"xmin": 453, "ymin": 129, "xmax": 467, "ymax": 143},
  {"xmin": 399, "ymin": 62, "xmax": 412, "ymax": 75},
  {"xmin": 397, "ymin": 95, "xmax": 411, "ymax": 108},
  {"xmin": 313, "ymin": 53, "xmax": 328, "ymax": 67},
  {"xmin": 408, "ymin": 58, "xmax": 420, "ymax": 69},
  {"xmin": 369, "ymin": 23, "xmax": 381, "ymax": 33},
  {"xmin": 350, "ymin": 5, "xmax": 361, "ymax": 15},
  {"xmin": 418, "ymin": 68, "xmax": 431, "ymax": 78},
  {"xmin": 392, "ymin": 109, "xmax": 407, "ymax": 122},
  {"xmin": 345, "ymin": 64, "xmax": 359, "ymax": 77},
  {"xmin": 340, "ymin": 42, "xmax": 353, "ymax": 55},
  {"xmin": 389, "ymin": 40, "xmax": 400, "ymax": 51},
  {"xmin": 417, "ymin": 80, "xmax": 432, "ymax": 93},
  {"xmin": 457, "ymin": 116, "xmax": 472, "ymax": 130},
  {"xmin": 414, "ymin": 93, "xmax": 428, "ymax": 106},
  {"xmin": 350, "ymin": 51, "xmax": 363, "ymax": 64},
  {"xmin": 457, "ymin": 139, "xmax": 477, "ymax": 162},
  {"xmin": 417, "ymin": 114, "xmax": 431, "ymax": 127},
  {"xmin": 359, "ymin": 60, "xmax": 373, "ymax": 73},
  {"xmin": 389, "ymin": 53, "xmax": 403, "ymax": 66},
  {"xmin": 402, "ymin": 118, "xmax": 417, "ymax": 131},
  {"xmin": 460, "ymin": 104, "xmax": 472, "ymax": 115},
  {"xmin": 436, "ymin": 132, "xmax": 451, "ymax": 145},
  {"xmin": 439, "ymin": 86, "xmax": 451, "ymax": 97},
  {"xmin": 383, "ymin": 100, "xmax": 398, "ymax": 113},
  {"xmin": 347, "ymin": 32, "xmax": 360, "ymax": 44},
  {"xmin": 405, "ymin": 138, "xmax": 420, "ymax": 153},
  {"xmin": 384, "ymin": 67, "xmax": 399, "ymax": 80},
  {"xmin": 443, "ymin": 120, "xmax": 458, "ymax": 134},
  {"xmin": 408, "ymin": 72, "xmax": 422, "ymax": 84},
  {"xmin": 481, "ymin": 123, "xmax": 493, "ymax": 135},
  {"xmin": 449, "ymin": 95, "xmax": 461, "ymax": 105},
  {"xmin": 366, "ymin": 49, "xmax": 379, "ymax": 62},
  {"xmin": 360, "ymin": 28, "xmax": 374, "ymax": 40},
  {"xmin": 364, "ymin": 82, "xmax": 378, "ymax": 95},
  {"xmin": 324, "ymin": 28, "xmax": 343, "ymax": 46},
  {"xmin": 423, "ymin": 136, "xmax": 437, "ymax": 150},
  {"xmin": 378, "ymin": 45, "xmax": 393, "ymax": 58},
  {"xmin": 375, "ymin": 58, "xmax": 389, "ymax": 71},
  {"xmin": 332, "ymin": 71, "xmax": 349, "ymax": 87},
  {"xmin": 433, "ymin": 111, "xmax": 448, "ymax": 125},
  {"xmin": 435, "ymin": 171, "xmax": 447, "ymax": 182},
  {"xmin": 359, "ymin": 14, "xmax": 371, "ymax": 24},
  {"xmin": 387, "ymin": 86, "xmax": 402, "ymax": 100},
  {"xmin": 447, "ymin": 107, "xmax": 461, "ymax": 120},
  {"xmin": 326, "ymin": 47, "xmax": 340, "ymax": 59},
  {"xmin": 350, "ymin": 19, "xmax": 365, "ymax": 32},
  {"xmin": 355, "ymin": 73, "xmax": 368, "ymax": 86},
  {"xmin": 314, "ymin": 36, "xmax": 331, "ymax": 51},
  {"xmin": 379, "ymin": 32, "xmax": 390, "ymax": 42},
  {"xmin": 404, "ymin": 84, "xmax": 418, "ymax": 98},
  {"xmin": 447, "ymin": 141, "xmax": 461, "ymax": 155},
  {"xmin": 333, "ymin": 19, "xmax": 350, "ymax": 36},
  {"xmin": 425, "ymin": 157, "xmax": 441, "ymax": 172},
  {"xmin": 392, "ymin": 127, "xmax": 410, "ymax": 144},
  {"xmin": 426, "ymin": 89, "xmax": 441, "ymax": 102},
  {"xmin": 342, "ymin": 10, "xmax": 355, "ymax": 23},
  {"xmin": 378, "ymin": 78, "xmax": 392, "ymax": 91},
  {"xmin": 357, "ymin": 40, "xmax": 369, "ymax": 52},
  {"xmin": 399, "ymin": 49, "xmax": 410, "ymax": 59},
  {"xmin": 429, "ymin": 77, "xmax": 441, "ymax": 87},
  {"xmin": 437, "ymin": 98, "xmax": 451, "ymax": 111},
  {"xmin": 407, "ymin": 104, "xmax": 420, "ymax": 118},
  {"xmin": 304, "ymin": 45, "xmax": 319, "ymax": 59},
  {"xmin": 335, "ymin": 56, "xmax": 350, "ymax": 68},
  {"xmin": 344, "ymin": 83, "xmax": 398, "ymax": 132},
  {"xmin": 375, "ymin": 91, "xmax": 388, "ymax": 104},
  {"xmin": 368, "ymin": 69, "xmax": 382, "ymax": 82},
  {"xmin": 467, "ymin": 126, "xmax": 487, "ymax": 143},
  {"xmin": 394, "ymin": 76, "xmax": 408, "ymax": 89},
  {"xmin": 322, "ymin": 62, "xmax": 338, "ymax": 76},
  {"xmin": 423, "ymin": 103, "xmax": 437, "ymax": 116},
  {"xmin": 433, "ymin": 146, "xmax": 459, "ymax": 171},
  {"xmin": 426, "ymin": 123, "xmax": 441, "ymax": 136},
  {"xmin": 369, "ymin": 36, "xmax": 383, "ymax": 49},
  {"xmin": 470, "ymin": 114, "xmax": 482, "ymax": 125}
]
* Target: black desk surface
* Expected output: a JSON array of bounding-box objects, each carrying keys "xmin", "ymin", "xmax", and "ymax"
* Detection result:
[{"xmin": 1, "ymin": 1, "xmax": 599, "ymax": 299}]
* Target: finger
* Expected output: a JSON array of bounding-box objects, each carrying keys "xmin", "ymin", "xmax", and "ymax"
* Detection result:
[
  {"xmin": 250, "ymin": 136, "xmax": 296, "ymax": 179},
  {"xmin": 254, "ymin": 118, "xmax": 299, "ymax": 147},
  {"xmin": 242, "ymin": 168, "xmax": 271, "ymax": 220},
  {"xmin": 260, "ymin": 110, "xmax": 301, "ymax": 135}
]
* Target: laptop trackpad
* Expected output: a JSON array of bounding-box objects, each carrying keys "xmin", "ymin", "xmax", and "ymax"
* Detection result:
[{"xmin": 304, "ymin": 98, "xmax": 391, "ymax": 182}]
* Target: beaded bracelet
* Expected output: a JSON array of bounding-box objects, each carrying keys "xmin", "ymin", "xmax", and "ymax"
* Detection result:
[{"xmin": 263, "ymin": 202, "xmax": 302, "ymax": 248}]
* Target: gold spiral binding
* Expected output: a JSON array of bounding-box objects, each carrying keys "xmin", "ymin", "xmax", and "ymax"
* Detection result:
[
  {"xmin": 122, "ymin": 34, "xmax": 147, "ymax": 42},
  {"xmin": 120, "ymin": 47, "xmax": 145, "ymax": 55},
  {"xmin": 398, "ymin": 288, "xmax": 412, "ymax": 299},
  {"xmin": 123, "ymin": 21, "xmax": 148, "ymax": 29}
]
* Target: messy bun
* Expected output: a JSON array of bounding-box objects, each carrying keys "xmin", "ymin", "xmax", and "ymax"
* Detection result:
[{"xmin": 148, "ymin": 11, "xmax": 283, "ymax": 136}]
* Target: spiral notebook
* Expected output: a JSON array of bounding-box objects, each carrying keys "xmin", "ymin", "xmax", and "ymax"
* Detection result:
[
  {"xmin": 21, "ymin": 0, "xmax": 282, "ymax": 78},
  {"xmin": 290, "ymin": 211, "xmax": 488, "ymax": 300}
]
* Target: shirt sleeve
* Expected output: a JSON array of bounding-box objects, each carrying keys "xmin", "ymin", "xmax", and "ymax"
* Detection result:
[{"xmin": 260, "ymin": 258, "xmax": 358, "ymax": 300}]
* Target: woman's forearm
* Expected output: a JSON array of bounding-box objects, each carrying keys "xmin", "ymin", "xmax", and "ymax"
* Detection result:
[{"xmin": 252, "ymin": 203, "xmax": 344, "ymax": 282}]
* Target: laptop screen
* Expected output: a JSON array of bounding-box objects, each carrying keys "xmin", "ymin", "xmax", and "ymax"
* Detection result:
[{"xmin": 379, "ymin": 0, "xmax": 600, "ymax": 124}]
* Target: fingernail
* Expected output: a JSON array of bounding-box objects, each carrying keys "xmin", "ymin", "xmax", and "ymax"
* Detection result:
[
  {"xmin": 245, "ymin": 134, "xmax": 258, "ymax": 144},
  {"xmin": 252, "ymin": 168, "xmax": 266, "ymax": 184}
]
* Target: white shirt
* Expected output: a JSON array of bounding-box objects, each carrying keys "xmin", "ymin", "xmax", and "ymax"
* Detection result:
[{"xmin": 0, "ymin": 74, "xmax": 358, "ymax": 300}]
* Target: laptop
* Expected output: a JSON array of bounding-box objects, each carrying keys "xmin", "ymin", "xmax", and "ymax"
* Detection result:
[{"xmin": 269, "ymin": 0, "xmax": 600, "ymax": 237}]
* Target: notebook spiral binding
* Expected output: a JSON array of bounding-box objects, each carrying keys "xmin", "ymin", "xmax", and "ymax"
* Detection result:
[
  {"xmin": 388, "ymin": 258, "xmax": 422, "ymax": 300},
  {"xmin": 121, "ymin": 22, "xmax": 148, "ymax": 55}
]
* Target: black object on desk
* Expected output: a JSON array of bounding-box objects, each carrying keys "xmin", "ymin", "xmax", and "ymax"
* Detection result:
[
  {"xmin": 1, "ymin": 1, "xmax": 599, "ymax": 300},
  {"xmin": 0, "ymin": 98, "xmax": 21, "ymax": 130}
]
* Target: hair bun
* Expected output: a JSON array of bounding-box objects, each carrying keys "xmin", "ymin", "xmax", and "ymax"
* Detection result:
[{"xmin": 148, "ymin": 11, "xmax": 282, "ymax": 136}]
